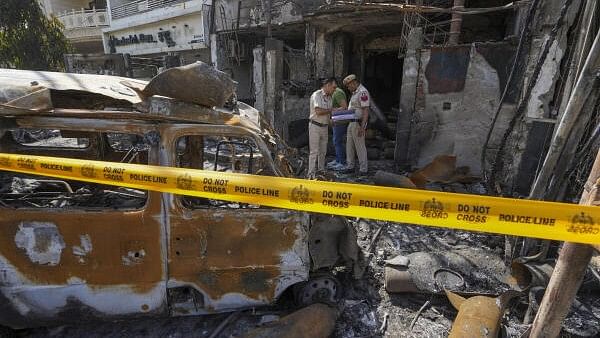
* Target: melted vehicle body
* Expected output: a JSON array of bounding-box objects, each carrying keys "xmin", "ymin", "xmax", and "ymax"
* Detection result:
[{"xmin": 0, "ymin": 69, "xmax": 361, "ymax": 329}]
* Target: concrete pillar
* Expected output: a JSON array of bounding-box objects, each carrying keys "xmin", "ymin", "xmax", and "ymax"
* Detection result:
[
  {"xmin": 105, "ymin": 0, "xmax": 113, "ymax": 25},
  {"xmin": 395, "ymin": 27, "xmax": 423, "ymax": 168},
  {"xmin": 333, "ymin": 34, "xmax": 351, "ymax": 80},
  {"xmin": 210, "ymin": 34, "xmax": 219, "ymax": 68},
  {"xmin": 448, "ymin": 0, "xmax": 464, "ymax": 45},
  {"xmin": 253, "ymin": 46, "xmax": 265, "ymax": 113},
  {"xmin": 264, "ymin": 38, "xmax": 284, "ymax": 134},
  {"xmin": 315, "ymin": 31, "xmax": 334, "ymax": 79}
]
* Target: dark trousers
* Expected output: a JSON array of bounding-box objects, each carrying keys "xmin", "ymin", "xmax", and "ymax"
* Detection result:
[{"xmin": 332, "ymin": 123, "xmax": 348, "ymax": 165}]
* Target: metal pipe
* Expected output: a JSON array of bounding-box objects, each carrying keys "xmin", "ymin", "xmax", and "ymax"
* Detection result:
[
  {"xmin": 556, "ymin": 0, "xmax": 597, "ymax": 120},
  {"xmin": 446, "ymin": 289, "xmax": 520, "ymax": 338},
  {"xmin": 575, "ymin": 0, "xmax": 598, "ymax": 81}
]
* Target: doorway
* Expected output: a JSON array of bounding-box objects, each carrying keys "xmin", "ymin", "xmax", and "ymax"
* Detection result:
[{"xmin": 363, "ymin": 51, "xmax": 403, "ymax": 112}]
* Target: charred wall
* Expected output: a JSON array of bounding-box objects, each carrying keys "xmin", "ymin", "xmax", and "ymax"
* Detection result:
[
  {"xmin": 405, "ymin": 43, "xmax": 517, "ymax": 174},
  {"xmin": 495, "ymin": 0, "xmax": 582, "ymax": 195}
]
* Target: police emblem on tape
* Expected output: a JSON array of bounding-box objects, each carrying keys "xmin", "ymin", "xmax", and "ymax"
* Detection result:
[
  {"xmin": 80, "ymin": 164, "xmax": 97, "ymax": 178},
  {"xmin": 566, "ymin": 212, "xmax": 598, "ymax": 234},
  {"xmin": 176, "ymin": 173, "xmax": 194, "ymax": 190},
  {"xmin": 289, "ymin": 184, "xmax": 313, "ymax": 204},
  {"xmin": 420, "ymin": 198, "xmax": 448, "ymax": 219},
  {"xmin": 0, "ymin": 156, "xmax": 11, "ymax": 167}
]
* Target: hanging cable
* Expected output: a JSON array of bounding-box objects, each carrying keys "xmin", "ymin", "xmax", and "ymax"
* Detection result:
[
  {"xmin": 480, "ymin": 0, "xmax": 539, "ymax": 188},
  {"xmin": 488, "ymin": 0, "xmax": 574, "ymax": 193}
]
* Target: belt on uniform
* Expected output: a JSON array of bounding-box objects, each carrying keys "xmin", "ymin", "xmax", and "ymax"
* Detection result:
[
  {"xmin": 347, "ymin": 119, "xmax": 362, "ymax": 123},
  {"xmin": 310, "ymin": 120, "xmax": 328, "ymax": 127}
]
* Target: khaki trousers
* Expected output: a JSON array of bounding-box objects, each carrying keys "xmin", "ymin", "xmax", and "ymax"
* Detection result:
[
  {"xmin": 308, "ymin": 122, "xmax": 328, "ymax": 176},
  {"xmin": 346, "ymin": 122, "xmax": 368, "ymax": 172}
]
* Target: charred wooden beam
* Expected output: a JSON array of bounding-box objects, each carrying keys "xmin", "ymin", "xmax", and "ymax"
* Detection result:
[
  {"xmin": 530, "ymin": 148, "xmax": 600, "ymax": 337},
  {"xmin": 315, "ymin": 1, "xmax": 528, "ymax": 16}
]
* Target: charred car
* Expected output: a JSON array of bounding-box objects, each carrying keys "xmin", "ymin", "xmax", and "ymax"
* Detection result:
[{"xmin": 0, "ymin": 64, "xmax": 363, "ymax": 330}]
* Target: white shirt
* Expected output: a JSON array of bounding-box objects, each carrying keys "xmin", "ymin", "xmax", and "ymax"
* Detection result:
[{"xmin": 309, "ymin": 89, "xmax": 332, "ymax": 125}]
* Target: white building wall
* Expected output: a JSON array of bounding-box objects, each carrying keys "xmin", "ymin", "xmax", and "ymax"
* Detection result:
[
  {"xmin": 104, "ymin": 13, "xmax": 207, "ymax": 55},
  {"xmin": 40, "ymin": 0, "xmax": 100, "ymax": 16},
  {"xmin": 103, "ymin": 0, "xmax": 211, "ymax": 56},
  {"xmin": 107, "ymin": 0, "xmax": 207, "ymax": 29},
  {"xmin": 38, "ymin": 0, "xmax": 109, "ymax": 53}
]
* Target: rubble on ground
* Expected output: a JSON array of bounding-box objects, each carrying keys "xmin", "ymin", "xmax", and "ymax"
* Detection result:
[
  {"xmin": 17, "ymin": 156, "xmax": 600, "ymax": 338},
  {"xmin": 3, "ymin": 68, "xmax": 598, "ymax": 337}
]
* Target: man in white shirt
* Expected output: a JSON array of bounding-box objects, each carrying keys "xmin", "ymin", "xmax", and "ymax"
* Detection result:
[
  {"xmin": 343, "ymin": 74, "xmax": 370, "ymax": 175},
  {"xmin": 308, "ymin": 78, "xmax": 336, "ymax": 178}
]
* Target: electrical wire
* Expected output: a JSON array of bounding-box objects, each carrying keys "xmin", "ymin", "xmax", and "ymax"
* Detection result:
[
  {"xmin": 488, "ymin": 0, "xmax": 575, "ymax": 192},
  {"xmin": 480, "ymin": 0, "xmax": 539, "ymax": 187}
]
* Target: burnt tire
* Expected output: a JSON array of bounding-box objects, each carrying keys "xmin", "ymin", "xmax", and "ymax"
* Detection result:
[{"xmin": 293, "ymin": 275, "xmax": 341, "ymax": 307}]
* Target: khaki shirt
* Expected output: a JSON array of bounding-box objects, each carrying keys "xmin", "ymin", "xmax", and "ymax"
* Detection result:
[
  {"xmin": 309, "ymin": 89, "xmax": 332, "ymax": 125},
  {"xmin": 349, "ymin": 84, "xmax": 371, "ymax": 119}
]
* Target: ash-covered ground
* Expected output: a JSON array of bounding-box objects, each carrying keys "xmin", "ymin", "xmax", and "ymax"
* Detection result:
[{"xmin": 13, "ymin": 156, "xmax": 600, "ymax": 338}]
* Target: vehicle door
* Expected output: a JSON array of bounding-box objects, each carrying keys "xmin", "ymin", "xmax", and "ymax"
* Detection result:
[
  {"xmin": 161, "ymin": 123, "xmax": 309, "ymax": 314},
  {"xmin": 0, "ymin": 118, "xmax": 167, "ymax": 328}
]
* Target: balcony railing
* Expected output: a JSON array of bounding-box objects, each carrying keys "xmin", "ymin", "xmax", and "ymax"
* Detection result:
[
  {"xmin": 111, "ymin": 0, "xmax": 188, "ymax": 20},
  {"xmin": 57, "ymin": 7, "xmax": 109, "ymax": 29}
]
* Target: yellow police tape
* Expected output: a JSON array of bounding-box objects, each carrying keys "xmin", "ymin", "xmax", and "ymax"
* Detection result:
[{"xmin": 0, "ymin": 153, "xmax": 599, "ymax": 244}]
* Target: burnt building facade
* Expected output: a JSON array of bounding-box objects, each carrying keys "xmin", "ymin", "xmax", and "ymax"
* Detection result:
[{"xmin": 212, "ymin": 1, "xmax": 529, "ymax": 182}]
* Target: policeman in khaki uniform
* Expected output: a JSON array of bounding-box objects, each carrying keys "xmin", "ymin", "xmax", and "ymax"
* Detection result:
[
  {"xmin": 343, "ymin": 74, "xmax": 369, "ymax": 175},
  {"xmin": 307, "ymin": 78, "xmax": 336, "ymax": 178}
]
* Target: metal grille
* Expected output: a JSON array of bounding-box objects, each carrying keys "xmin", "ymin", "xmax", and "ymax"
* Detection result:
[
  {"xmin": 57, "ymin": 8, "xmax": 109, "ymax": 29},
  {"xmin": 111, "ymin": 0, "xmax": 188, "ymax": 19}
]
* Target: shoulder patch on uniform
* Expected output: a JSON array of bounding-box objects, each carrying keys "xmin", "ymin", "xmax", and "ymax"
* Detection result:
[{"xmin": 360, "ymin": 92, "xmax": 369, "ymax": 102}]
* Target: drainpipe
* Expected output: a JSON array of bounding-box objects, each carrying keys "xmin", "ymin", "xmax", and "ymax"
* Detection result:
[
  {"xmin": 106, "ymin": 0, "xmax": 113, "ymax": 25},
  {"xmin": 103, "ymin": 0, "xmax": 113, "ymax": 56},
  {"xmin": 448, "ymin": 0, "xmax": 464, "ymax": 45}
]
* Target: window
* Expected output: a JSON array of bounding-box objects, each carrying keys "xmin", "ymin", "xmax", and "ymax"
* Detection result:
[
  {"xmin": 12, "ymin": 129, "xmax": 90, "ymax": 148},
  {"xmin": 0, "ymin": 129, "xmax": 150, "ymax": 210},
  {"xmin": 176, "ymin": 134, "xmax": 272, "ymax": 209}
]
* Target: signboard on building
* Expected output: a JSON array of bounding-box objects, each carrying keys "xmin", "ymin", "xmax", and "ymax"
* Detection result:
[{"xmin": 103, "ymin": 13, "xmax": 206, "ymax": 55}]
